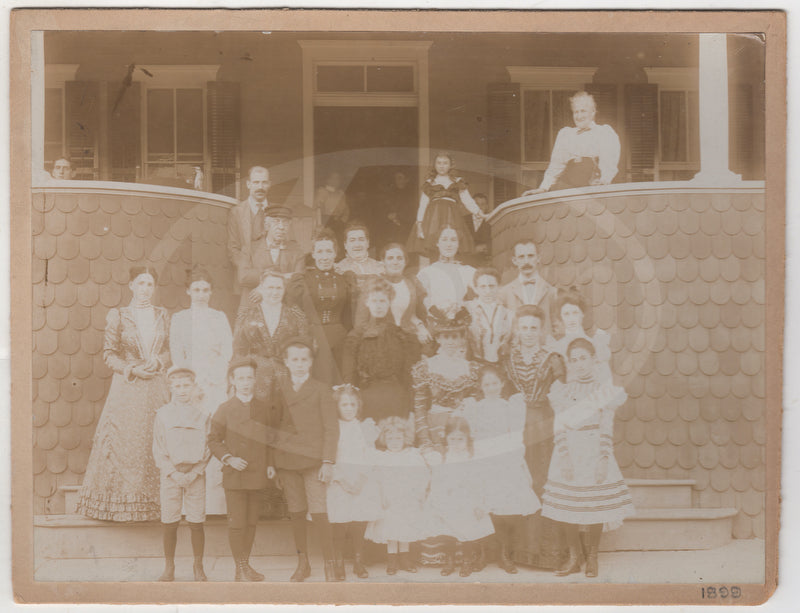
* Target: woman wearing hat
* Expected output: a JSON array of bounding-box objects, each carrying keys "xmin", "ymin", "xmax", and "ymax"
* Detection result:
[
  {"xmin": 77, "ymin": 266, "xmax": 171, "ymax": 522},
  {"xmin": 410, "ymin": 304, "xmax": 481, "ymax": 566}
]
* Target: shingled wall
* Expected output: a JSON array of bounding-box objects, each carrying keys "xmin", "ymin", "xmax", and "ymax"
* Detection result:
[
  {"xmin": 490, "ymin": 184, "xmax": 766, "ymax": 540},
  {"xmin": 31, "ymin": 186, "xmax": 236, "ymax": 515}
]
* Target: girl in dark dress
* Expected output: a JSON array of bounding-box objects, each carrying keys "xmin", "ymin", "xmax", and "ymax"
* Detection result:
[
  {"xmin": 342, "ymin": 277, "xmax": 416, "ymax": 424},
  {"xmin": 289, "ymin": 229, "xmax": 357, "ymax": 385},
  {"xmin": 407, "ymin": 152, "xmax": 486, "ymax": 258},
  {"xmin": 502, "ymin": 304, "xmax": 568, "ymax": 570}
]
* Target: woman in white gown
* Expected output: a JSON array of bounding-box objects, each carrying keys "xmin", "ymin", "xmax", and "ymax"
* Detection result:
[{"xmin": 170, "ymin": 267, "xmax": 233, "ymax": 515}]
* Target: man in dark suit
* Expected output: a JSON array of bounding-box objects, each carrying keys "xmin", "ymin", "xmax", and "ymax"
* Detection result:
[
  {"xmin": 269, "ymin": 337, "xmax": 340, "ymax": 582},
  {"xmin": 227, "ymin": 166, "xmax": 272, "ymax": 305},
  {"xmin": 208, "ymin": 356, "xmax": 274, "ymax": 581},
  {"xmin": 498, "ymin": 239, "xmax": 556, "ymax": 334},
  {"xmin": 235, "ymin": 205, "xmax": 306, "ymax": 314}
]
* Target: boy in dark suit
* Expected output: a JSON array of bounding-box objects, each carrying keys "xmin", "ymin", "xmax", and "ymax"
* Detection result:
[
  {"xmin": 208, "ymin": 356, "xmax": 274, "ymax": 581},
  {"xmin": 269, "ymin": 337, "xmax": 340, "ymax": 582}
]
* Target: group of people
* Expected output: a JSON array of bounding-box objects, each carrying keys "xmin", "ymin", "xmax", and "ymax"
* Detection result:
[{"xmin": 72, "ymin": 90, "xmax": 632, "ymax": 582}]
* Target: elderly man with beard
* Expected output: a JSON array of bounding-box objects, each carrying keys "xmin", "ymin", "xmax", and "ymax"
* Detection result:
[
  {"xmin": 228, "ymin": 166, "xmax": 273, "ymax": 305},
  {"xmin": 236, "ymin": 206, "xmax": 305, "ymax": 313},
  {"xmin": 498, "ymin": 239, "xmax": 555, "ymax": 334}
]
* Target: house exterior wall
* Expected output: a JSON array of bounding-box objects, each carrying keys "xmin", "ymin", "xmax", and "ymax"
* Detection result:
[{"xmin": 490, "ymin": 184, "xmax": 766, "ymax": 539}]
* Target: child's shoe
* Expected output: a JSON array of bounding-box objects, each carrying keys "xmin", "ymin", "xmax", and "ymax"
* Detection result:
[
  {"xmin": 399, "ymin": 552, "xmax": 417, "ymax": 573},
  {"xmin": 353, "ymin": 553, "xmax": 369, "ymax": 579},
  {"xmin": 386, "ymin": 552, "xmax": 399, "ymax": 575}
]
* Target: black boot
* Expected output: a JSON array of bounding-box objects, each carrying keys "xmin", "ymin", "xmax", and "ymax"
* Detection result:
[
  {"xmin": 584, "ymin": 524, "xmax": 602, "ymax": 578},
  {"xmin": 440, "ymin": 547, "xmax": 456, "ymax": 577},
  {"xmin": 242, "ymin": 559, "xmax": 264, "ymax": 581},
  {"xmin": 158, "ymin": 560, "xmax": 175, "ymax": 582},
  {"xmin": 554, "ymin": 524, "xmax": 583, "ymax": 576},
  {"xmin": 498, "ymin": 542, "xmax": 517, "ymax": 574},
  {"xmin": 235, "ymin": 560, "xmax": 248, "ymax": 582},
  {"xmin": 399, "ymin": 551, "xmax": 417, "ymax": 573},
  {"xmin": 353, "ymin": 553, "xmax": 369, "ymax": 579},
  {"xmin": 290, "ymin": 553, "xmax": 311, "ymax": 582},
  {"xmin": 193, "ymin": 558, "xmax": 207, "ymax": 582},
  {"xmin": 386, "ymin": 552, "xmax": 399, "ymax": 575},
  {"xmin": 458, "ymin": 542, "xmax": 473, "ymax": 577},
  {"xmin": 324, "ymin": 559, "xmax": 341, "ymax": 582},
  {"xmin": 334, "ymin": 552, "xmax": 346, "ymax": 581}
]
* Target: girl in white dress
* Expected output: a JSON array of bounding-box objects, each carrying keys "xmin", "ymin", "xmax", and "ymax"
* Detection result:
[
  {"xmin": 366, "ymin": 416, "xmax": 430, "ymax": 575},
  {"xmin": 547, "ymin": 286, "xmax": 613, "ymax": 384},
  {"xmin": 169, "ymin": 267, "xmax": 233, "ymax": 515},
  {"xmin": 460, "ymin": 364, "xmax": 541, "ymax": 574},
  {"xmin": 326, "ymin": 384, "xmax": 381, "ymax": 580},
  {"xmin": 427, "ymin": 415, "xmax": 494, "ymax": 578},
  {"xmin": 416, "ymin": 226, "xmax": 476, "ymax": 314},
  {"xmin": 541, "ymin": 337, "xmax": 635, "ymax": 578}
]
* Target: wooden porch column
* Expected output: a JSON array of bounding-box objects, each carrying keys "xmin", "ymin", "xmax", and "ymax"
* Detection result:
[
  {"xmin": 692, "ymin": 33, "xmax": 742, "ymax": 185},
  {"xmin": 31, "ymin": 30, "xmax": 45, "ymax": 182}
]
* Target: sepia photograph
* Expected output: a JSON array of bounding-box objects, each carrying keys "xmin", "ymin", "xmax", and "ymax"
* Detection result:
[{"xmin": 9, "ymin": 7, "xmax": 784, "ymax": 606}]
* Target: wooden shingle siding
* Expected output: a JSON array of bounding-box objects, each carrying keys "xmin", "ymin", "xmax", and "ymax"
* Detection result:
[
  {"xmin": 32, "ymin": 189, "xmax": 235, "ymax": 515},
  {"xmin": 491, "ymin": 186, "xmax": 765, "ymax": 539}
]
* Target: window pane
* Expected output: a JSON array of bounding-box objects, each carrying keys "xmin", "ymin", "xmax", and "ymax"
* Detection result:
[
  {"xmin": 176, "ymin": 88, "xmax": 204, "ymax": 159},
  {"xmin": 660, "ymin": 91, "xmax": 687, "ymax": 162},
  {"xmin": 147, "ymin": 89, "xmax": 174, "ymax": 160},
  {"xmin": 523, "ymin": 90, "xmax": 551, "ymax": 162},
  {"xmin": 317, "ymin": 65, "xmax": 364, "ymax": 92},
  {"xmin": 44, "ymin": 88, "xmax": 63, "ymax": 162},
  {"xmin": 552, "ymin": 90, "xmax": 574, "ymax": 132},
  {"xmin": 366, "ymin": 65, "xmax": 414, "ymax": 92}
]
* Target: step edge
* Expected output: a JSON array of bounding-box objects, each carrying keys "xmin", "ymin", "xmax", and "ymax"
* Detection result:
[
  {"xmin": 629, "ymin": 507, "xmax": 738, "ymax": 520},
  {"xmin": 625, "ymin": 479, "xmax": 697, "ymax": 487}
]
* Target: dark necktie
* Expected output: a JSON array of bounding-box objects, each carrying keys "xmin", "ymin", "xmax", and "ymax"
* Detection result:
[{"xmin": 252, "ymin": 207, "xmax": 267, "ymax": 241}]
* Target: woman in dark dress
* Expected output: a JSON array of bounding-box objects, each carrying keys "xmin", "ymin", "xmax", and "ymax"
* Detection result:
[
  {"xmin": 341, "ymin": 277, "xmax": 416, "ymax": 423},
  {"xmin": 289, "ymin": 228, "xmax": 357, "ymax": 385},
  {"xmin": 502, "ymin": 304, "xmax": 568, "ymax": 570}
]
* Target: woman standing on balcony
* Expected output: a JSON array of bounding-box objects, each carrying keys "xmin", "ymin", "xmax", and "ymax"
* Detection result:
[
  {"xmin": 169, "ymin": 266, "xmax": 233, "ymax": 516},
  {"xmin": 76, "ymin": 267, "xmax": 171, "ymax": 522},
  {"xmin": 523, "ymin": 91, "xmax": 621, "ymax": 195},
  {"xmin": 502, "ymin": 304, "xmax": 568, "ymax": 570}
]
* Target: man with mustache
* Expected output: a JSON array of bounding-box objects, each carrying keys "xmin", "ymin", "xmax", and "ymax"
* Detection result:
[
  {"xmin": 228, "ymin": 166, "xmax": 274, "ymax": 307},
  {"xmin": 498, "ymin": 239, "xmax": 555, "ymax": 334}
]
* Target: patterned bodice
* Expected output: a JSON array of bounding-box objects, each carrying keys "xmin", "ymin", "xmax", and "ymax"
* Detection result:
[{"xmin": 504, "ymin": 346, "xmax": 566, "ymax": 405}]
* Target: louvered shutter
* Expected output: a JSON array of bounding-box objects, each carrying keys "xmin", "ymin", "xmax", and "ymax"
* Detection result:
[
  {"xmin": 207, "ymin": 81, "xmax": 241, "ymax": 198},
  {"xmin": 729, "ymin": 83, "xmax": 754, "ymax": 179},
  {"xmin": 586, "ymin": 83, "xmax": 621, "ymax": 182},
  {"xmin": 108, "ymin": 80, "xmax": 141, "ymax": 183},
  {"xmin": 624, "ymin": 83, "xmax": 658, "ymax": 183},
  {"xmin": 487, "ymin": 82, "xmax": 521, "ymax": 208},
  {"xmin": 65, "ymin": 81, "xmax": 100, "ymax": 180},
  {"xmin": 585, "ymin": 83, "xmax": 619, "ymax": 130}
]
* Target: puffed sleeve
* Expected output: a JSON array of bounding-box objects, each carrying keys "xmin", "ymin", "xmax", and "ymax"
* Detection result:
[
  {"xmin": 341, "ymin": 328, "xmax": 360, "ymax": 384},
  {"xmin": 217, "ymin": 309, "xmax": 234, "ymax": 366},
  {"xmin": 599, "ymin": 383, "xmax": 627, "ymax": 459},
  {"xmin": 540, "ymin": 127, "xmax": 573, "ymax": 191},
  {"xmin": 103, "ymin": 308, "xmax": 135, "ymax": 377},
  {"xmin": 411, "ymin": 359, "xmax": 434, "ymax": 451},
  {"xmin": 169, "ymin": 311, "xmax": 188, "ymax": 367},
  {"xmin": 156, "ymin": 308, "xmax": 171, "ymax": 372},
  {"xmin": 598, "ymin": 125, "xmax": 621, "ymax": 185},
  {"xmin": 320, "ymin": 385, "xmax": 340, "ymax": 464}
]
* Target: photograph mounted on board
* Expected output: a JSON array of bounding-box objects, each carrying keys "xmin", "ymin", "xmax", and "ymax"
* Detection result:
[{"xmin": 9, "ymin": 8, "xmax": 783, "ymax": 606}]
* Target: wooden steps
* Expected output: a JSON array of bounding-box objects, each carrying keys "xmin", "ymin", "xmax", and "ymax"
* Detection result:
[{"xmin": 40, "ymin": 479, "xmax": 738, "ymax": 560}]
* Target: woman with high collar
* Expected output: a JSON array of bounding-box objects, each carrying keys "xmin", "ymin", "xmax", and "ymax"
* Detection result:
[
  {"xmin": 502, "ymin": 304, "xmax": 569, "ymax": 571},
  {"xmin": 523, "ymin": 91, "xmax": 621, "ymax": 195},
  {"xmin": 76, "ymin": 266, "xmax": 171, "ymax": 522},
  {"xmin": 289, "ymin": 228, "xmax": 357, "ymax": 385},
  {"xmin": 416, "ymin": 225, "xmax": 477, "ymax": 314}
]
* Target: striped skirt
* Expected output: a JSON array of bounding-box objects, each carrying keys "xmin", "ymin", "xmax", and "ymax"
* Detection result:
[{"xmin": 541, "ymin": 427, "xmax": 635, "ymax": 530}]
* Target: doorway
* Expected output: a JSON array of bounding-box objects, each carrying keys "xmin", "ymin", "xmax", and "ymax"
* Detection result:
[{"xmin": 314, "ymin": 106, "xmax": 419, "ymax": 250}]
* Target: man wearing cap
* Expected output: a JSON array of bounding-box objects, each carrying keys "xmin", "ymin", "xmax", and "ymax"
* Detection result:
[
  {"xmin": 237, "ymin": 204, "xmax": 305, "ymax": 312},
  {"xmin": 152, "ymin": 365, "xmax": 212, "ymax": 582},
  {"xmin": 208, "ymin": 356, "xmax": 276, "ymax": 581},
  {"xmin": 269, "ymin": 337, "xmax": 340, "ymax": 582}
]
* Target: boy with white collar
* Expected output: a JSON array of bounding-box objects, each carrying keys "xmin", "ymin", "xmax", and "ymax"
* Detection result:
[{"xmin": 152, "ymin": 365, "xmax": 211, "ymax": 582}]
